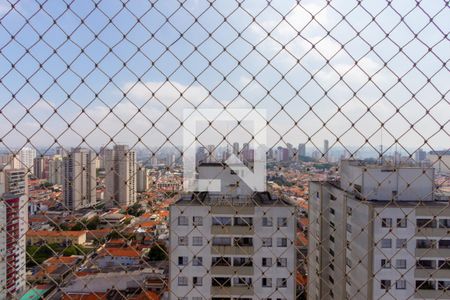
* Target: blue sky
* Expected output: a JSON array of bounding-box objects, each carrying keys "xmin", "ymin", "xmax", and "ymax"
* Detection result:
[{"xmin": 0, "ymin": 0, "xmax": 448, "ymax": 156}]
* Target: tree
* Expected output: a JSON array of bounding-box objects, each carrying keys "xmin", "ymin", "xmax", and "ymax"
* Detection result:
[
  {"xmin": 147, "ymin": 243, "xmax": 168, "ymax": 261},
  {"xmin": 126, "ymin": 202, "xmax": 145, "ymax": 217}
]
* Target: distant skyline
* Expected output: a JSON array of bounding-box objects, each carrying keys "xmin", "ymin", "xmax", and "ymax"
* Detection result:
[{"xmin": 0, "ymin": 0, "xmax": 448, "ymax": 152}]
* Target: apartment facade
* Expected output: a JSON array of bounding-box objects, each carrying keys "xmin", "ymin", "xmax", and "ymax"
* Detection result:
[
  {"xmin": 104, "ymin": 145, "xmax": 137, "ymax": 206},
  {"xmin": 170, "ymin": 163, "xmax": 296, "ymax": 300},
  {"xmin": 19, "ymin": 146, "xmax": 36, "ymax": 174},
  {"xmin": 308, "ymin": 160, "xmax": 450, "ymax": 300},
  {"xmin": 63, "ymin": 148, "xmax": 96, "ymax": 210},
  {"xmin": 0, "ymin": 167, "xmax": 28, "ymax": 298}
]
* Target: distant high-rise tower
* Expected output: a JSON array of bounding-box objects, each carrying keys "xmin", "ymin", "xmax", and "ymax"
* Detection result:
[
  {"xmin": 19, "ymin": 146, "xmax": 36, "ymax": 174},
  {"xmin": 63, "ymin": 148, "xmax": 96, "ymax": 210},
  {"xmin": 33, "ymin": 156, "xmax": 49, "ymax": 179},
  {"xmin": 136, "ymin": 164, "xmax": 148, "ymax": 193},
  {"xmin": 0, "ymin": 166, "xmax": 28, "ymax": 298},
  {"xmin": 298, "ymin": 143, "xmax": 306, "ymax": 159},
  {"xmin": 233, "ymin": 142, "xmax": 239, "ymax": 156},
  {"xmin": 415, "ymin": 148, "xmax": 427, "ymax": 162},
  {"xmin": 48, "ymin": 155, "xmax": 63, "ymax": 185},
  {"xmin": 104, "ymin": 145, "xmax": 137, "ymax": 207},
  {"xmin": 324, "ymin": 139, "xmax": 329, "ymax": 161}
]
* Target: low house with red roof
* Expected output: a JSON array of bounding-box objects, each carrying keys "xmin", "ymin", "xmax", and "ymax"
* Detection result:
[{"xmin": 95, "ymin": 247, "xmax": 142, "ymax": 268}]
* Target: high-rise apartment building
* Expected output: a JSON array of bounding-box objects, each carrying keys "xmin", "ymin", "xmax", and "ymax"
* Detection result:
[
  {"xmin": 298, "ymin": 143, "xmax": 306, "ymax": 159},
  {"xmin": 48, "ymin": 155, "xmax": 63, "ymax": 185},
  {"xmin": 33, "ymin": 156, "xmax": 49, "ymax": 179},
  {"xmin": 308, "ymin": 159, "xmax": 449, "ymax": 300},
  {"xmin": 0, "ymin": 154, "xmax": 20, "ymax": 169},
  {"xmin": 415, "ymin": 148, "xmax": 427, "ymax": 162},
  {"xmin": 136, "ymin": 164, "xmax": 148, "ymax": 193},
  {"xmin": 104, "ymin": 145, "xmax": 137, "ymax": 207},
  {"xmin": 233, "ymin": 142, "xmax": 239, "ymax": 156},
  {"xmin": 19, "ymin": 146, "xmax": 36, "ymax": 174},
  {"xmin": 323, "ymin": 139, "xmax": 329, "ymax": 161},
  {"xmin": 0, "ymin": 166, "xmax": 28, "ymax": 298},
  {"xmin": 170, "ymin": 162, "xmax": 296, "ymax": 300},
  {"xmin": 63, "ymin": 148, "xmax": 96, "ymax": 210}
]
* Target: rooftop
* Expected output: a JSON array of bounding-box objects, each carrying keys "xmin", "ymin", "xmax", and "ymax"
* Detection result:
[
  {"xmin": 174, "ymin": 191, "xmax": 294, "ymax": 207},
  {"xmin": 99, "ymin": 247, "xmax": 141, "ymax": 258},
  {"xmin": 27, "ymin": 230, "xmax": 86, "ymax": 238}
]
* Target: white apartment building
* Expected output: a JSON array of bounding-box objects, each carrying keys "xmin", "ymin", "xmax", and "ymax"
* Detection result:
[
  {"xmin": 136, "ymin": 164, "xmax": 149, "ymax": 193},
  {"xmin": 104, "ymin": 145, "xmax": 137, "ymax": 206},
  {"xmin": 308, "ymin": 159, "xmax": 450, "ymax": 300},
  {"xmin": 170, "ymin": 162, "xmax": 296, "ymax": 300},
  {"xmin": 63, "ymin": 148, "xmax": 97, "ymax": 210},
  {"xmin": 19, "ymin": 146, "xmax": 36, "ymax": 174}
]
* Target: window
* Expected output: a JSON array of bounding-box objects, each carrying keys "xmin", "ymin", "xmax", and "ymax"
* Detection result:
[
  {"xmin": 192, "ymin": 236, "xmax": 203, "ymax": 246},
  {"xmin": 277, "ymin": 258, "xmax": 287, "ymax": 267},
  {"xmin": 178, "ymin": 236, "xmax": 188, "ymax": 246},
  {"xmin": 277, "ymin": 217, "xmax": 288, "ymax": 227},
  {"xmin": 212, "ymin": 216, "xmax": 231, "ymax": 226},
  {"xmin": 381, "ymin": 280, "xmax": 391, "ymax": 290},
  {"xmin": 329, "ymin": 208, "xmax": 335, "ymax": 215},
  {"xmin": 439, "ymin": 219, "xmax": 450, "ymax": 228},
  {"xmin": 396, "ymin": 238, "xmax": 407, "ymax": 248},
  {"xmin": 262, "ymin": 238, "xmax": 272, "ymax": 247},
  {"xmin": 234, "ymin": 217, "xmax": 253, "ymax": 226},
  {"xmin": 193, "ymin": 256, "xmax": 203, "ymax": 266},
  {"xmin": 233, "ymin": 257, "xmax": 252, "ymax": 267},
  {"xmin": 438, "ymin": 260, "xmax": 450, "ymax": 269},
  {"xmin": 397, "ymin": 218, "xmax": 407, "ymax": 228},
  {"xmin": 417, "ymin": 218, "xmax": 436, "ymax": 228},
  {"xmin": 212, "ymin": 237, "xmax": 231, "ymax": 246},
  {"xmin": 381, "ymin": 218, "xmax": 392, "ymax": 228},
  {"xmin": 178, "ymin": 216, "xmax": 188, "ymax": 226},
  {"xmin": 178, "ymin": 256, "xmax": 188, "ymax": 266},
  {"xmin": 439, "ymin": 240, "xmax": 450, "ymax": 249},
  {"xmin": 193, "ymin": 276, "xmax": 202, "ymax": 286},
  {"xmin": 262, "ymin": 278, "xmax": 272, "ymax": 287},
  {"xmin": 330, "ymin": 235, "xmax": 335, "ymax": 243},
  {"xmin": 417, "ymin": 260, "xmax": 436, "ymax": 269},
  {"xmin": 262, "ymin": 257, "xmax": 272, "ymax": 267},
  {"xmin": 178, "ymin": 276, "xmax": 188, "ymax": 286},
  {"xmin": 396, "ymin": 259, "xmax": 406, "ymax": 269},
  {"xmin": 262, "ymin": 217, "xmax": 273, "ymax": 227},
  {"xmin": 381, "ymin": 259, "xmax": 391, "ymax": 269},
  {"xmin": 380, "ymin": 239, "xmax": 392, "ymax": 248},
  {"xmin": 347, "ymin": 207, "xmax": 352, "ymax": 216},
  {"xmin": 193, "ymin": 216, "xmax": 203, "ymax": 226},
  {"xmin": 416, "ymin": 239, "xmax": 436, "ymax": 249},
  {"xmin": 276, "ymin": 278, "xmax": 287, "ymax": 288},
  {"xmin": 396, "ymin": 280, "xmax": 406, "ymax": 290},
  {"xmin": 277, "ymin": 238, "xmax": 288, "ymax": 247}
]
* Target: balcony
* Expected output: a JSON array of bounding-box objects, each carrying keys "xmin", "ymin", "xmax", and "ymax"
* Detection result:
[
  {"xmin": 210, "ymin": 206, "xmax": 255, "ymax": 215},
  {"xmin": 211, "ymin": 225, "xmax": 254, "ymax": 235},
  {"xmin": 211, "ymin": 245, "xmax": 254, "ymax": 256},
  {"xmin": 416, "ymin": 248, "xmax": 450, "ymax": 257},
  {"xmin": 416, "ymin": 228, "xmax": 450, "ymax": 237},
  {"xmin": 211, "ymin": 266, "xmax": 254, "ymax": 276},
  {"xmin": 211, "ymin": 286, "xmax": 254, "ymax": 296},
  {"xmin": 415, "ymin": 269, "xmax": 450, "ymax": 278},
  {"xmin": 415, "ymin": 290, "xmax": 450, "ymax": 299}
]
